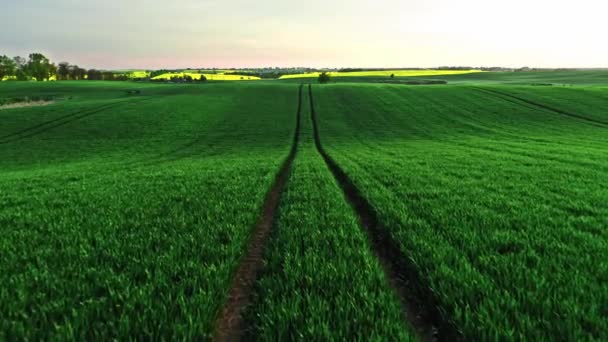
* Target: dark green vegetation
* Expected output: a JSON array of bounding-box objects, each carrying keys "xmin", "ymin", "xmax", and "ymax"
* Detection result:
[
  {"xmin": 1, "ymin": 53, "xmax": 151, "ymax": 81},
  {"xmin": 1, "ymin": 71, "xmax": 607, "ymax": 340}
]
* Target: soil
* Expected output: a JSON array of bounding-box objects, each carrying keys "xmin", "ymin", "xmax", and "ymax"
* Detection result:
[
  {"xmin": 308, "ymin": 84, "xmax": 462, "ymax": 342},
  {"xmin": 0, "ymin": 100, "xmax": 55, "ymax": 110},
  {"xmin": 213, "ymin": 85, "xmax": 302, "ymax": 341}
]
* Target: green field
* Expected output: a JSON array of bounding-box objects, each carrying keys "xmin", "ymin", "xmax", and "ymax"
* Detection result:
[
  {"xmin": 312, "ymin": 83, "xmax": 608, "ymax": 340},
  {"xmin": 1, "ymin": 72, "xmax": 607, "ymax": 340},
  {"xmin": 0, "ymin": 81, "xmax": 295, "ymax": 339}
]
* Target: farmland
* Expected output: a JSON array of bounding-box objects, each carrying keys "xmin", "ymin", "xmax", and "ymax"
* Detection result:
[
  {"xmin": 0, "ymin": 81, "xmax": 295, "ymax": 339},
  {"xmin": 312, "ymin": 83, "xmax": 608, "ymax": 340},
  {"xmin": 279, "ymin": 69, "xmax": 482, "ymax": 80},
  {"xmin": 151, "ymin": 72, "xmax": 261, "ymax": 81},
  {"xmin": 0, "ymin": 72, "xmax": 607, "ymax": 340},
  {"xmin": 108, "ymin": 70, "xmax": 151, "ymax": 79},
  {"xmin": 242, "ymin": 86, "xmax": 414, "ymax": 340}
]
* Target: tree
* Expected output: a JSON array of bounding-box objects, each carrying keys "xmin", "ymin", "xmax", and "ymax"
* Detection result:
[
  {"xmin": 58, "ymin": 62, "xmax": 70, "ymax": 80},
  {"xmin": 150, "ymin": 69, "xmax": 170, "ymax": 78},
  {"xmin": 13, "ymin": 56, "xmax": 26, "ymax": 68},
  {"xmin": 102, "ymin": 71, "xmax": 115, "ymax": 81},
  {"xmin": 76, "ymin": 67, "xmax": 87, "ymax": 80},
  {"xmin": 12, "ymin": 56, "xmax": 28, "ymax": 80},
  {"xmin": 26, "ymin": 53, "xmax": 53, "ymax": 81},
  {"xmin": 0, "ymin": 55, "xmax": 17, "ymax": 80},
  {"xmin": 87, "ymin": 69, "xmax": 102, "ymax": 80},
  {"xmin": 390, "ymin": 73, "xmax": 395, "ymax": 78},
  {"xmin": 49, "ymin": 63, "xmax": 57, "ymax": 80},
  {"xmin": 318, "ymin": 71, "xmax": 331, "ymax": 84},
  {"xmin": 69, "ymin": 65, "xmax": 86, "ymax": 80},
  {"xmin": 198, "ymin": 74, "xmax": 207, "ymax": 82}
]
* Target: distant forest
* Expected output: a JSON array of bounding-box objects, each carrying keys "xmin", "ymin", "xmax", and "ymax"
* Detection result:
[
  {"xmin": 0, "ymin": 53, "xmax": 147, "ymax": 81},
  {"xmin": 1, "ymin": 52, "xmax": 601, "ymax": 82}
]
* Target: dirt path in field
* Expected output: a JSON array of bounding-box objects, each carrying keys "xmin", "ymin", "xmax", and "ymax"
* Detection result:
[
  {"xmin": 474, "ymin": 87, "xmax": 608, "ymax": 128},
  {"xmin": 0, "ymin": 100, "xmax": 55, "ymax": 110},
  {"xmin": 213, "ymin": 85, "xmax": 302, "ymax": 342},
  {"xmin": 307, "ymin": 84, "xmax": 461, "ymax": 342}
]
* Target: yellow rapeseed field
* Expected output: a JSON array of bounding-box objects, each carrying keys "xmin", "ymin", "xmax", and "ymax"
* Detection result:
[
  {"xmin": 151, "ymin": 72, "xmax": 260, "ymax": 81},
  {"xmin": 125, "ymin": 71, "xmax": 150, "ymax": 78},
  {"xmin": 279, "ymin": 69, "xmax": 482, "ymax": 79}
]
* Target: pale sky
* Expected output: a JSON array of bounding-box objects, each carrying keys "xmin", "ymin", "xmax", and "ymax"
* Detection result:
[{"xmin": 1, "ymin": 0, "xmax": 606, "ymax": 69}]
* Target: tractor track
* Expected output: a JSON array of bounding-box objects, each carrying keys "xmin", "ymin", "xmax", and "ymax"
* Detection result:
[
  {"xmin": 308, "ymin": 84, "xmax": 462, "ymax": 342},
  {"xmin": 213, "ymin": 85, "xmax": 302, "ymax": 341},
  {"xmin": 474, "ymin": 87, "xmax": 608, "ymax": 128},
  {"xmin": 0, "ymin": 99, "xmax": 149, "ymax": 145}
]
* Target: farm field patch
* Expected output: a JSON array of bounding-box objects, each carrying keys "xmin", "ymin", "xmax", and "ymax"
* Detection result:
[
  {"xmin": 151, "ymin": 72, "xmax": 260, "ymax": 81},
  {"xmin": 243, "ymin": 86, "xmax": 414, "ymax": 340},
  {"xmin": 311, "ymin": 83, "xmax": 608, "ymax": 340},
  {"xmin": 0, "ymin": 82, "xmax": 297, "ymax": 339},
  {"xmin": 1, "ymin": 74, "xmax": 607, "ymax": 340},
  {"xmin": 422, "ymin": 70, "xmax": 608, "ymax": 86},
  {"xmin": 279, "ymin": 69, "xmax": 482, "ymax": 79}
]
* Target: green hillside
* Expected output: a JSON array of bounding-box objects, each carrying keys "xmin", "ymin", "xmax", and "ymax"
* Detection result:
[{"xmin": 1, "ymin": 74, "xmax": 607, "ymax": 340}]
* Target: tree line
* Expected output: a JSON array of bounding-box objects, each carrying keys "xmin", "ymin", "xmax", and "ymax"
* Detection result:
[{"xmin": 0, "ymin": 52, "xmax": 136, "ymax": 81}]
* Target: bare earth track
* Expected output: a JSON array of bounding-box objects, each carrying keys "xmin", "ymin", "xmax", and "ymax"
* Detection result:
[
  {"xmin": 213, "ymin": 85, "xmax": 302, "ymax": 341},
  {"xmin": 307, "ymin": 84, "xmax": 462, "ymax": 342},
  {"xmin": 0, "ymin": 99, "xmax": 149, "ymax": 145},
  {"xmin": 0, "ymin": 100, "xmax": 55, "ymax": 110},
  {"xmin": 474, "ymin": 87, "xmax": 608, "ymax": 128}
]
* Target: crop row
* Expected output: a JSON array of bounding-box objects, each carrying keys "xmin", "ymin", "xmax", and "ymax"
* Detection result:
[
  {"xmin": 0, "ymin": 83, "xmax": 298, "ymax": 339},
  {"xmin": 312, "ymin": 84, "xmax": 608, "ymax": 340},
  {"xmin": 243, "ymin": 86, "xmax": 414, "ymax": 340},
  {"xmin": 2, "ymin": 80, "xmax": 607, "ymax": 340}
]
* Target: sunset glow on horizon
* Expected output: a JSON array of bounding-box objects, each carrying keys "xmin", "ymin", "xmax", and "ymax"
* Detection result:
[{"xmin": 1, "ymin": 0, "xmax": 607, "ymax": 69}]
